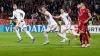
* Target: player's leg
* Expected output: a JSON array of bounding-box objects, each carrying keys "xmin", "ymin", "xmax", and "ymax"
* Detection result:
[
  {"xmin": 43, "ymin": 25, "xmax": 59, "ymax": 45},
  {"xmin": 23, "ymin": 27, "xmax": 35, "ymax": 43},
  {"xmin": 62, "ymin": 31, "xmax": 67, "ymax": 41},
  {"xmin": 80, "ymin": 30, "xmax": 86, "ymax": 48},
  {"xmin": 80, "ymin": 33, "xmax": 82, "ymax": 45},
  {"xmin": 85, "ymin": 33, "xmax": 90, "ymax": 47},
  {"xmin": 87, "ymin": 30, "xmax": 92, "ymax": 40},
  {"xmin": 79, "ymin": 24, "xmax": 85, "ymax": 47},
  {"xmin": 46, "ymin": 25, "xmax": 68, "ymax": 44},
  {"xmin": 82, "ymin": 31, "xmax": 90, "ymax": 47},
  {"xmin": 78, "ymin": 25, "xmax": 83, "ymax": 45},
  {"xmin": 80, "ymin": 25, "xmax": 89, "ymax": 48},
  {"xmin": 57, "ymin": 32, "xmax": 68, "ymax": 40},
  {"xmin": 43, "ymin": 28, "xmax": 50, "ymax": 45},
  {"xmin": 85, "ymin": 27, "xmax": 90, "ymax": 47},
  {"xmin": 57, "ymin": 25, "xmax": 70, "ymax": 45},
  {"xmin": 14, "ymin": 25, "xmax": 22, "ymax": 42},
  {"xmin": 69, "ymin": 30, "xmax": 80, "ymax": 37},
  {"xmin": 20, "ymin": 22, "xmax": 35, "ymax": 43},
  {"xmin": 60, "ymin": 29, "xmax": 70, "ymax": 42},
  {"xmin": 72, "ymin": 30, "xmax": 80, "ymax": 36},
  {"xmin": 68, "ymin": 30, "xmax": 79, "ymax": 40},
  {"xmin": 67, "ymin": 24, "xmax": 79, "ymax": 40}
]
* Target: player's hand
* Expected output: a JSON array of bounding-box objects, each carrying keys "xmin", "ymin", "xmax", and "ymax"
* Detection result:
[
  {"xmin": 8, "ymin": 17, "xmax": 12, "ymax": 20},
  {"xmin": 38, "ymin": 9, "xmax": 42, "ymax": 13},
  {"xmin": 84, "ymin": 20, "xmax": 88, "ymax": 24},
  {"xmin": 12, "ymin": 19, "xmax": 16, "ymax": 22},
  {"xmin": 8, "ymin": 17, "xmax": 11, "ymax": 19}
]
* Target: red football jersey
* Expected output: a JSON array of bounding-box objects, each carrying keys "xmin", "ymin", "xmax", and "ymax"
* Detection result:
[{"xmin": 78, "ymin": 8, "xmax": 89, "ymax": 24}]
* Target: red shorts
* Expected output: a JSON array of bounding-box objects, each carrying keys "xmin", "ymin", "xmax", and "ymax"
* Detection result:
[{"xmin": 78, "ymin": 24, "xmax": 88, "ymax": 32}]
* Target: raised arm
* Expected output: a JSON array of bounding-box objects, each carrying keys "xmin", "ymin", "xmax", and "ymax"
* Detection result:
[
  {"xmin": 53, "ymin": 15, "xmax": 61, "ymax": 18},
  {"xmin": 39, "ymin": 10, "xmax": 49, "ymax": 17}
]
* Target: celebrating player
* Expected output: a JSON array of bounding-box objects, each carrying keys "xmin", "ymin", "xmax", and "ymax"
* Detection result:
[
  {"xmin": 78, "ymin": 3, "xmax": 92, "ymax": 47},
  {"xmin": 54, "ymin": 8, "xmax": 80, "ymax": 42},
  {"xmin": 39, "ymin": 6, "xmax": 70, "ymax": 45},
  {"xmin": 9, "ymin": 4, "xmax": 35, "ymax": 43}
]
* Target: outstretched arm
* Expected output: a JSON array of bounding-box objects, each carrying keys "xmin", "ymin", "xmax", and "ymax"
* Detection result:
[
  {"xmin": 53, "ymin": 15, "xmax": 61, "ymax": 18},
  {"xmin": 39, "ymin": 10, "xmax": 49, "ymax": 17}
]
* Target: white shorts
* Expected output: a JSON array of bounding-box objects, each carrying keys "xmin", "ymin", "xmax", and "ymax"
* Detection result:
[
  {"xmin": 46, "ymin": 24, "xmax": 59, "ymax": 32},
  {"xmin": 66, "ymin": 23, "xmax": 71, "ymax": 30},
  {"xmin": 16, "ymin": 21, "xmax": 27, "ymax": 29},
  {"xmin": 61, "ymin": 23, "xmax": 71, "ymax": 32}
]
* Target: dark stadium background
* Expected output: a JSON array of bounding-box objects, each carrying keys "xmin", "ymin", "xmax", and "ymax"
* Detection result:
[{"xmin": 0, "ymin": 0, "xmax": 100, "ymax": 25}]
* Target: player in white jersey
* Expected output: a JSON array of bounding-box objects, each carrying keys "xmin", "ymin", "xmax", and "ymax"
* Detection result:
[
  {"xmin": 9, "ymin": 4, "xmax": 35, "ymax": 43},
  {"xmin": 39, "ymin": 7, "xmax": 70, "ymax": 45},
  {"xmin": 54, "ymin": 8, "xmax": 79, "ymax": 42}
]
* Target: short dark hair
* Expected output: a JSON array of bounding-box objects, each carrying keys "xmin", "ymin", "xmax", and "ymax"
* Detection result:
[
  {"xmin": 60, "ymin": 8, "xmax": 67, "ymax": 12},
  {"xmin": 41, "ymin": 5, "xmax": 47, "ymax": 9}
]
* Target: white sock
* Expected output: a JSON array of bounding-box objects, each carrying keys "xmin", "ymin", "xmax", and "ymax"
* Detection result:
[
  {"xmin": 63, "ymin": 33, "xmax": 69, "ymax": 40},
  {"xmin": 63, "ymin": 36, "xmax": 69, "ymax": 41},
  {"xmin": 72, "ymin": 30, "xmax": 80, "ymax": 36},
  {"xmin": 57, "ymin": 33, "xmax": 69, "ymax": 40},
  {"xmin": 15, "ymin": 30, "xmax": 22, "ymax": 39},
  {"xmin": 63, "ymin": 33, "xmax": 66, "ymax": 37},
  {"xmin": 44, "ymin": 33, "xmax": 49, "ymax": 42},
  {"xmin": 26, "ymin": 31, "xmax": 34, "ymax": 39}
]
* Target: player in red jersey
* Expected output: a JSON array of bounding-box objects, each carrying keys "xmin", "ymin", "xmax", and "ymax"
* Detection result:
[{"xmin": 78, "ymin": 3, "xmax": 92, "ymax": 48}]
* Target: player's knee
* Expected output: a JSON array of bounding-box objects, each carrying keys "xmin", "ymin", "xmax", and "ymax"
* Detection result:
[
  {"xmin": 14, "ymin": 27, "xmax": 17, "ymax": 31},
  {"xmin": 23, "ymin": 28, "xmax": 27, "ymax": 32},
  {"xmin": 44, "ymin": 30, "xmax": 48, "ymax": 34}
]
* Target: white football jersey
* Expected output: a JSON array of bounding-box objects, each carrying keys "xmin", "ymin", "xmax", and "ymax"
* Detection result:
[
  {"xmin": 11, "ymin": 9, "xmax": 25, "ymax": 22},
  {"xmin": 44, "ymin": 11, "xmax": 57, "ymax": 26},
  {"xmin": 60, "ymin": 13, "xmax": 71, "ymax": 25}
]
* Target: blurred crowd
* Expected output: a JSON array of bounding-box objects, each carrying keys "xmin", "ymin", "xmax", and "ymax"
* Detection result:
[{"xmin": 0, "ymin": 0, "xmax": 100, "ymax": 25}]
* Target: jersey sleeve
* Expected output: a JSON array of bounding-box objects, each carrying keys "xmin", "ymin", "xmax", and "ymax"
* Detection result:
[
  {"xmin": 19, "ymin": 10, "xmax": 25, "ymax": 20},
  {"xmin": 66, "ymin": 13, "xmax": 71, "ymax": 22},
  {"xmin": 59, "ymin": 14, "xmax": 62, "ymax": 18},
  {"xmin": 10, "ymin": 11, "xmax": 15, "ymax": 19},
  {"xmin": 66, "ymin": 13, "xmax": 69, "ymax": 16},
  {"xmin": 45, "ymin": 11, "xmax": 50, "ymax": 18}
]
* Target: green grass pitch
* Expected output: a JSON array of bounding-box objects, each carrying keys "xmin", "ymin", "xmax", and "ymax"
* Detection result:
[{"xmin": 0, "ymin": 32, "xmax": 100, "ymax": 56}]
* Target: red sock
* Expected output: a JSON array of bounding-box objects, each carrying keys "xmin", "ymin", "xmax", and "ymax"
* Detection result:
[{"xmin": 82, "ymin": 33, "xmax": 85, "ymax": 44}]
